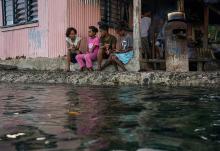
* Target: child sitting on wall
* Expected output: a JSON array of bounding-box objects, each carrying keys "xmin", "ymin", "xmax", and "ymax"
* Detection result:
[
  {"xmin": 76, "ymin": 26, "xmax": 100, "ymax": 72},
  {"xmin": 101, "ymin": 23, "xmax": 134, "ymax": 71},
  {"xmin": 65, "ymin": 27, "xmax": 81, "ymax": 72}
]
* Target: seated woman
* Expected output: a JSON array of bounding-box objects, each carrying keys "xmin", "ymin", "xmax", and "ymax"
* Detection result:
[
  {"xmin": 65, "ymin": 27, "xmax": 81, "ymax": 71},
  {"xmin": 76, "ymin": 26, "xmax": 99, "ymax": 71},
  {"xmin": 101, "ymin": 24, "xmax": 133, "ymax": 71}
]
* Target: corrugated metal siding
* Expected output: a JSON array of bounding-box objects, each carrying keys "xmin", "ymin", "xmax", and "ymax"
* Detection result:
[
  {"xmin": 68, "ymin": 0, "xmax": 101, "ymax": 51},
  {"xmin": 0, "ymin": 0, "xmax": 49, "ymax": 59},
  {"xmin": 67, "ymin": 0, "xmax": 131, "ymax": 51},
  {"xmin": 0, "ymin": 0, "xmax": 102, "ymax": 59},
  {"xmin": 0, "ymin": 1, "xmax": 4, "ymax": 58},
  {"xmin": 28, "ymin": 0, "xmax": 49, "ymax": 58},
  {"xmin": 4, "ymin": 30, "xmax": 29, "ymax": 57},
  {"xmin": 0, "ymin": 0, "xmax": 109, "ymax": 59},
  {"xmin": 48, "ymin": 0, "xmax": 68, "ymax": 57},
  {"xmin": 71, "ymin": 0, "xmax": 132, "ymax": 50}
]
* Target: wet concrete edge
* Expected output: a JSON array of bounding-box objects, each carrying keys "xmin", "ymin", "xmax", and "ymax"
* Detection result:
[{"xmin": 0, "ymin": 70, "xmax": 219, "ymax": 87}]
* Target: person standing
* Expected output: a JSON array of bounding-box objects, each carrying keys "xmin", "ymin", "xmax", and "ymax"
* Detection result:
[
  {"xmin": 141, "ymin": 11, "xmax": 152, "ymax": 59},
  {"xmin": 155, "ymin": 19, "xmax": 167, "ymax": 59}
]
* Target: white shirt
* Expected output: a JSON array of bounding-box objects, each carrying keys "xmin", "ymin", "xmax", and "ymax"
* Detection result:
[
  {"xmin": 141, "ymin": 17, "xmax": 151, "ymax": 38},
  {"xmin": 66, "ymin": 36, "xmax": 81, "ymax": 47}
]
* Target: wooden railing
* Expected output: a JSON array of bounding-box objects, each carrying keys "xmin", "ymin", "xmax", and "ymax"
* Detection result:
[{"xmin": 141, "ymin": 47, "xmax": 216, "ymax": 71}]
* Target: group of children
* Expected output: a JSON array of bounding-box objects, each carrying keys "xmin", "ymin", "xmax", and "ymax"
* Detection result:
[{"xmin": 65, "ymin": 23, "xmax": 133, "ymax": 72}]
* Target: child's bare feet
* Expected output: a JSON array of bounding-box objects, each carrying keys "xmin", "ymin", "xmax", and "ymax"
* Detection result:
[
  {"xmin": 122, "ymin": 68, "xmax": 127, "ymax": 72},
  {"xmin": 80, "ymin": 67, "xmax": 85, "ymax": 72},
  {"xmin": 65, "ymin": 67, "xmax": 70, "ymax": 72},
  {"xmin": 97, "ymin": 66, "xmax": 102, "ymax": 71},
  {"xmin": 88, "ymin": 68, "xmax": 94, "ymax": 72}
]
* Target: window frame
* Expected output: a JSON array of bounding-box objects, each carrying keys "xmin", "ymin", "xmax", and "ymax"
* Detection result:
[
  {"xmin": 1, "ymin": 0, "xmax": 38, "ymax": 28},
  {"xmin": 100, "ymin": 0, "xmax": 131, "ymax": 29}
]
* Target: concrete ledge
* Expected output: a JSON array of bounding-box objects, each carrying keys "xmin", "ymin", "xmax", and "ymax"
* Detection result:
[
  {"xmin": 0, "ymin": 58, "xmax": 219, "ymax": 87},
  {"xmin": 0, "ymin": 57, "xmax": 138, "ymax": 72},
  {"xmin": 141, "ymin": 71, "xmax": 220, "ymax": 87},
  {"xmin": 0, "ymin": 58, "xmax": 70, "ymax": 71},
  {"xmin": 0, "ymin": 64, "xmax": 18, "ymax": 70},
  {"xmin": 0, "ymin": 70, "xmax": 219, "ymax": 87}
]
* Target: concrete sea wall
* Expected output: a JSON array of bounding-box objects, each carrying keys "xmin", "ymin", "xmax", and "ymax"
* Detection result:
[
  {"xmin": 0, "ymin": 57, "xmax": 138, "ymax": 72},
  {"xmin": 0, "ymin": 58, "xmax": 219, "ymax": 87},
  {"xmin": 0, "ymin": 69, "xmax": 219, "ymax": 87}
]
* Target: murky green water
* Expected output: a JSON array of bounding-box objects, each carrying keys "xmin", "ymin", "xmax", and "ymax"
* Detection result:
[{"xmin": 0, "ymin": 84, "xmax": 219, "ymax": 151}]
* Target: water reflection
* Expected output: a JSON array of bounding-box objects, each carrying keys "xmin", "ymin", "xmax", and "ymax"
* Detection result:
[
  {"xmin": 136, "ymin": 87, "xmax": 220, "ymax": 151},
  {"xmin": 0, "ymin": 84, "xmax": 219, "ymax": 151},
  {"xmin": 72, "ymin": 87, "xmax": 146, "ymax": 151}
]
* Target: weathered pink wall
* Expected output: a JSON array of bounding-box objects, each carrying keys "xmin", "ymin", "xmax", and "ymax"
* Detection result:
[
  {"xmin": 0, "ymin": 34, "xmax": 3, "ymax": 58},
  {"xmin": 0, "ymin": 0, "xmax": 68, "ymax": 59},
  {"xmin": 0, "ymin": 0, "xmax": 134, "ymax": 59},
  {"xmin": 28, "ymin": 0, "xmax": 49, "ymax": 58},
  {"xmin": 0, "ymin": 1, "xmax": 4, "ymax": 58},
  {"xmin": 0, "ymin": 0, "xmax": 51, "ymax": 59},
  {"xmin": 0, "ymin": 0, "xmax": 102, "ymax": 59},
  {"xmin": 48, "ymin": 0, "xmax": 68, "ymax": 57}
]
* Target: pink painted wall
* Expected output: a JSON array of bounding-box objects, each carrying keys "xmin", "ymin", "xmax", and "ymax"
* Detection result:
[
  {"xmin": 0, "ymin": 1, "xmax": 4, "ymax": 58},
  {"xmin": 0, "ymin": 0, "xmax": 69, "ymax": 59},
  {"xmin": 0, "ymin": 0, "xmax": 120, "ymax": 59},
  {"xmin": 48, "ymin": 0, "xmax": 68, "ymax": 58},
  {"xmin": 0, "ymin": 0, "xmax": 101, "ymax": 59},
  {"xmin": 0, "ymin": 0, "xmax": 50, "ymax": 59}
]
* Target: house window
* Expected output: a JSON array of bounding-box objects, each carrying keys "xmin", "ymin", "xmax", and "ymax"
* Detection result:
[
  {"xmin": 2, "ymin": 0, "xmax": 38, "ymax": 27},
  {"xmin": 100, "ymin": 0, "xmax": 131, "ymax": 28}
]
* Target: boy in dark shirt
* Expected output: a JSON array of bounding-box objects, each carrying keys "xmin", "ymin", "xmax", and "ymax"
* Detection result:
[{"xmin": 97, "ymin": 25, "xmax": 117, "ymax": 70}]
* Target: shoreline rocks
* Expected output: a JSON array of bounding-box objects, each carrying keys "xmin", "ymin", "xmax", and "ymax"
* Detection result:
[{"xmin": 0, "ymin": 69, "xmax": 219, "ymax": 87}]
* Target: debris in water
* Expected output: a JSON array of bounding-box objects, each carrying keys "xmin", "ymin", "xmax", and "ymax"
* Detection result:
[
  {"xmin": 68, "ymin": 111, "xmax": 80, "ymax": 116},
  {"xmin": 137, "ymin": 149, "xmax": 164, "ymax": 151},
  {"xmin": 45, "ymin": 140, "xmax": 50, "ymax": 145},
  {"xmin": 14, "ymin": 113, "xmax": 19, "ymax": 115},
  {"xmin": 200, "ymin": 136, "xmax": 208, "ymax": 141},
  {"xmin": 194, "ymin": 128, "xmax": 206, "ymax": 132},
  {"xmin": 6, "ymin": 133, "xmax": 25, "ymax": 139},
  {"xmin": 212, "ymin": 123, "xmax": 220, "ymax": 126},
  {"xmin": 36, "ymin": 137, "xmax": 46, "ymax": 141}
]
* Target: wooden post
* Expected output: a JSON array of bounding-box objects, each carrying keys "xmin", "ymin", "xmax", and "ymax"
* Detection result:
[
  {"xmin": 178, "ymin": 0, "xmax": 185, "ymax": 12},
  {"xmin": 130, "ymin": 0, "xmax": 141, "ymax": 72},
  {"xmin": 204, "ymin": 6, "xmax": 209, "ymax": 49},
  {"xmin": 165, "ymin": 21, "xmax": 189, "ymax": 72}
]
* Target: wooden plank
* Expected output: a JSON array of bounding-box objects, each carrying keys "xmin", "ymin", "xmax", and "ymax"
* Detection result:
[
  {"xmin": 143, "ymin": 59, "xmax": 213, "ymax": 63},
  {"xmin": 178, "ymin": 0, "xmax": 185, "ymax": 12},
  {"xmin": 197, "ymin": 62, "xmax": 204, "ymax": 71},
  {"xmin": 204, "ymin": 6, "xmax": 209, "ymax": 49},
  {"xmin": 209, "ymin": 5, "xmax": 220, "ymax": 16},
  {"xmin": 132, "ymin": 0, "xmax": 141, "ymax": 71},
  {"xmin": 189, "ymin": 59, "xmax": 212, "ymax": 62},
  {"xmin": 142, "ymin": 59, "xmax": 166, "ymax": 63}
]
